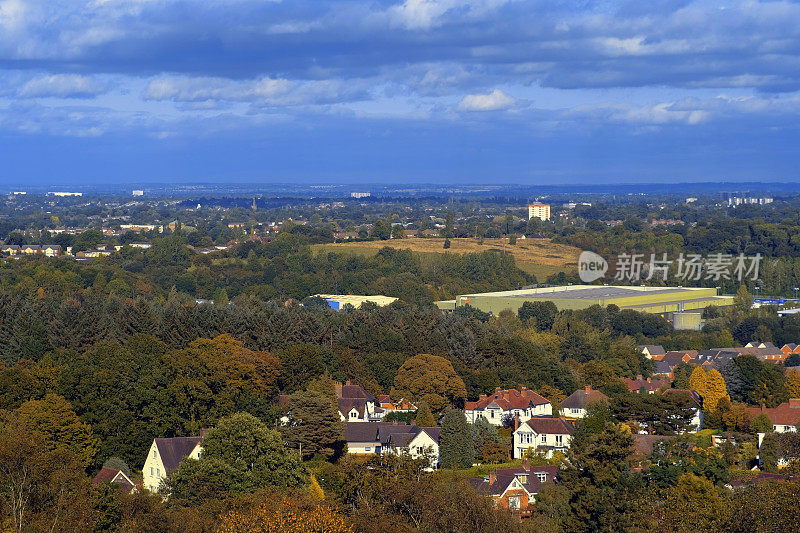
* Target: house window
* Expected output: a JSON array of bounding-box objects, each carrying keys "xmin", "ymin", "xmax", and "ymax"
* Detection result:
[
  {"xmin": 508, "ymin": 496, "xmax": 520, "ymax": 510},
  {"xmin": 365, "ymin": 447, "xmax": 371, "ymax": 452},
  {"xmin": 150, "ymin": 467, "xmax": 153, "ymax": 475},
  {"xmin": 555, "ymin": 435, "xmax": 563, "ymax": 445},
  {"xmin": 153, "ymin": 450, "xmax": 157, "ymax": 458},
  {"xmin": 536, "ymin": 473, "xmax": 547, "ymax": 482},
  {"xmin": 156, "ymin": 468, "xmax": 160, "ymax": 477},
  {"xmin": 541, "ymin": 435, "xmax": 546, "ymax": 443}
]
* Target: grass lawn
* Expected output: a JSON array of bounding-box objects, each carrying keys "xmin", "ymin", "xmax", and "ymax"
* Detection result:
[{"xmin": 312, "ymin": 237, "xmax": 580, "ymax": 281}]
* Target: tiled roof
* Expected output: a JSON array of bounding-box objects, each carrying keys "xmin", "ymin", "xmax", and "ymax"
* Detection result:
[
  {"xmin": 465, "ymin": 388, "xmax": 550, "ymax": 411},
  {"xmin": 340, "ymin": 384, "xmax": 376, "ymax": 402},
  {"xmin": 630, "ymin": 434, "xmax": 675, "ymax": 457},
  {"xmin": 560, "ymin": 387, "xmax": 609, "ymax": 410},
  {"xmin": 154, "ymin": 436, "xmax": 202, "ymax": 475},
  {"xmin": 468, "ymin": 464, "xmax": 558, "ymax": 497},
  {"xmin": 639, "ymin": 345, "xmax": 666, "ymax": 356},
  {"xmin": 338, "ymin": 398, "xmax": 367, "ymax": 418},
  {"xmin": 746, "ymin": 400, "xmax": 800, "ymax": 426},
  {"xmin": 520, "ymin": 417, "xmax": 574, "ymax": 435},
  {"xmin": 622, "ymin": 377, "xmax": 671, "ymax": 393},
  {"xmin": 343, "ymin": 422, "xmax": 437, "ymax": 447}
]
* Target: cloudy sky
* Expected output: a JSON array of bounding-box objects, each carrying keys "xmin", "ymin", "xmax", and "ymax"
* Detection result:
[{"xmin": 1, "ymin": 0, "xmax": 799, "ymax": 186}]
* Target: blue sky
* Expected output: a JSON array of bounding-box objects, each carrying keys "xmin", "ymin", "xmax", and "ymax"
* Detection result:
[{"xmin": 1, "ymin": 0, "xmax": 799, "ymax": 186}]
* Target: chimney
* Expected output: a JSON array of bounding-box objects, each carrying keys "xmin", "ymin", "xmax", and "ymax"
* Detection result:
[
  {"xmin": 647, "ymin": 377, "xmax": 651, "ymax": 383},
  {"xmin": 521, "ymin": 459, "xmax": 530, "ymax": 472},
  {"xmin": 514, "ymin": 413, "xmax": 520, "ymax": 431},
  {"xmin": 489, "ymin": 471, "xmax": 496, "ymax": 484},
  {"xmin": 585, "ymin": 385, "xmax": 591, "ymax": 394}
]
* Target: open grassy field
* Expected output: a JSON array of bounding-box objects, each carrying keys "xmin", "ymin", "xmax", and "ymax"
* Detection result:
[{"xmin": 311, "ymin": 237, "xmax": 581, "ymax": 281}]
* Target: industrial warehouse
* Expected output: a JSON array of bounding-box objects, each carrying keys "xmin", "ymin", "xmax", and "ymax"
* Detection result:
[{"xmin": 435, "ymin": 285, "xmax": 733, "ymax": 317}]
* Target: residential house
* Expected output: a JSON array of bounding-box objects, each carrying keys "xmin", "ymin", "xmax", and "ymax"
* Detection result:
[
  {"xmin": 781, "ymin": 344, "xmax": 800, "ymax": 357},
  {"xmin": 336, "ymin": 381, "xmax": 384, "ymax": 422},
  {"xmin": 513, "ymin": 417, "xmax": 574, "ymax": 459},
  {"xmin": 559, "ymin": 386, "xmax": 610, "ymax": 419},
  {"xmin": 21, "ymin": 245, "xmax": 41, "ymax": 255},
  {"xmin": 42, "ymin": 245, "xmax": 62, "ymax": 257},
  {"xmin": 638, "ymin": 345, "xmax": 666, "ymax": 359},
  {"xmin": 377, "ymin": 395, "xmax": 417, "ymax": 413},
  {"xmin": 629, "ymin": 434, "xmax": 676, "ymax": 470},
  {"xmin": 622, "ymin": 376, "xmax": 671, "ymax": 394},
  {"xmin": 343, "ymin": 422, "xmax": 441, "ymax": 469},
  {"xmin": 92, "ymin": 467, "xmax": 136, "ymax": 493},
  {"xmin": 652, "ymin": 350, "xmax": 698, "ymax": 377},
  {"xmin": 387, "ymin": 426, "xmax": 442, "ymax": 469},
  {"xmin": 467, "ymin": 462, "xmax": 558, "ymax": 516},
  {"xmin": 1, "ymin": 245, "xmax": 20, "ymax": 256},
  {"xmin": 142, "ymin": 435, "xmax": 204, "ymax": 493},
  {"xmin": 746, "ymin": 399, "xmax": 800, "ymax": 433},
  {"xmin": 661, "ymin": 388, "xmax": 704, "ymax": 431},
  {"xmin": 465, "ymin": 388, "xmax": 552, "ymax": 426}
]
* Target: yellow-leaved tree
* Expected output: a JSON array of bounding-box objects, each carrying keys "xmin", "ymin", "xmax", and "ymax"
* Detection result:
[
  {"xmin": 689, "ymin": 367, "xmax": 729, "ymax": 412},
  {"xmin": 786, "ymin": 369, "xmax": 800, "ymax": 398}
]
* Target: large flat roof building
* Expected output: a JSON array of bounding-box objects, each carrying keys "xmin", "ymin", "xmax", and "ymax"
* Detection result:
[
  {"xmin": 316, "ymin": 294, "xmax": 398, "ymax": 310},
  {"xmin": 435, "ymin": 285, "xmax": 733, "ymax": 315}
]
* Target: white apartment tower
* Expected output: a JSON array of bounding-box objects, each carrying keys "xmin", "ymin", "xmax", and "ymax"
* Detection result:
[{"xmin": 528, "ymin": 202, "xmax": 551, "ymax": 221}]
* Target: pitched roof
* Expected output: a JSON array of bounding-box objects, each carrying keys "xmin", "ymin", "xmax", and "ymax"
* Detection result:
[
  {"xmin": 92, "ymin": 467, "xmax": 135, "ymax": 492},
  {"xmin": 639, "ymin": 345, "xmax": 666, "ymax": 356},
  {"xmin": 661, "ymin": 388, "xmax": 703, "ymax": 408},
  {"xmin": 519, "ymin": 417, "xmax": 574, "ymax": 435},
  {"xmin": 339, "ymin": 383, "xmax": 376, "ymax": 402},
  {"xmin": 154, "ymin": 436, "xmax": 203, "ymax": 475},
  {"xmin": 465, "ymin": 388, "xmax": 550, "ymax": 411},
  {"xmin": 468, "ymin": 464, "xmax": 558, "ymax": 497},
  {"xmin": 560, "ymin": 387, "xmax": 609, "ymax": 410},
  {"xmin": 746, "ymin": 400, "xmax": 800, "ymax": 426},
  {"xmin": 622, "ymin": 377, "xmax": 670, "ymax": 393},
  {"xmin": 630, "ymin": 434, "xmax": 675, "ymax": 457},
  {"xmin": 338, "ymin": 398, "xmax": 367, "ymax": 418}
]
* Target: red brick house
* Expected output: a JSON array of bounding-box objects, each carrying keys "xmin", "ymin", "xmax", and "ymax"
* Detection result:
[{"xmin": 468, "ymin": 462, "xmax": 558, "ymax": 517}]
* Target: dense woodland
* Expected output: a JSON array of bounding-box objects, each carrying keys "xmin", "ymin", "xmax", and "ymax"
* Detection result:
[{"xmin": 3, "ymin": 196, "xmax": 800, "ymax": 531}]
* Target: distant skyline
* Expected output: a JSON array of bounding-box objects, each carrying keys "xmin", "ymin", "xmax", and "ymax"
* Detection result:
[{"xmin": 1, "ymin": 1, "xmax": 799, "ymax": 185}]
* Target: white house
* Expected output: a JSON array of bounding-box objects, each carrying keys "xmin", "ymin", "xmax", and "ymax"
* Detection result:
[
  {"xmin": 513, "ymin": 417, "xmax": 574, "ymax": 459},
  {"xmin": 393, "ymin": 427, "xmax": 441, "ymax": 470},
  {"xmin": 142, "ymin": 436, "xmax": 203, "ymax": 493},
  {"xmin": 465, "ymin": 388, "xmax": 552, "ymax": 426},
  {"xmin": 559, "ymin": 386, "xmax": 610, "ymax": 419},
  {"xmin": 336, "ymin": 381, "xmax": 384, "ymax": 422},
  {"xmin": 343, "ymin": 422, "xmax": 441, "ymax": 469}
]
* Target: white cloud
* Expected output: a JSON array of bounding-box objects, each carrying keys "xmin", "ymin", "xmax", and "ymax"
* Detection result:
[
  {"xmin": 458, "ymin": 88, "xmax": 518, "ymax": 111},
  {"xmin": 19, "ymin": 74, "xmax": 104, "ymax": 98},
  {"xmin": 144, "ymin": 75, "xmax": 369, "ymax": 107}
]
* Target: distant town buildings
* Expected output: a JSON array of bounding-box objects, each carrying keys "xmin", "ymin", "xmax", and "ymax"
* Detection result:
[
  {"xmin": 132, "ymin": 190, "xmax": 144, "ymax": 196},
  {"xmin": 351, "ymin": 192, "xmax": 371, "ymax": 198},
  {"xmin": 728, "ymin": 196, "xmax": 773, "ymax": 207},
  {"xmin": 47, "ymin": 191, "xmax": 83, "ymax": 197},
  {"xmin": 527, "ymin": 202, "xmax": 551, "ymax": 221}
]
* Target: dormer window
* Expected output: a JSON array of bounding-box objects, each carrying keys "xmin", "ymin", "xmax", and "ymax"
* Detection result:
[
  {"xmin": 536, "ymin": 473, "xmax": 547, "ymax": 482},
  {"xmin": 517, "ymin": 474, "xmax": 527, "ymax": 483}
]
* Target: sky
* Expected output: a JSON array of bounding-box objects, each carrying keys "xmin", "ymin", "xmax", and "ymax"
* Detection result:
[{"xmin": 1, "ymin": 0, "xmax": 799, "ymax": 187}]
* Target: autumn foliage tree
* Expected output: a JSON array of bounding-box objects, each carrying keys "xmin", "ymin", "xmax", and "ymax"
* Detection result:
[
  {"xmin": 391, "ymin": 354, "xmax": 467, "ymax": 412},
  {"xmin": 689, "ymin": 367, "xmax": 729, "ymax": 413},
  {"xmin": 218, "ymin": 498, "xmax": 353, "ymax": 533}
]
